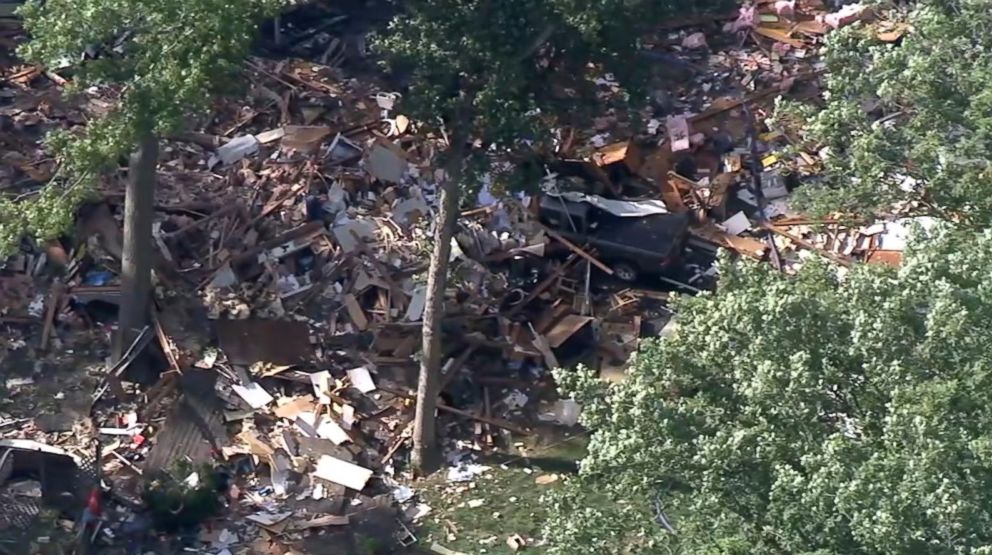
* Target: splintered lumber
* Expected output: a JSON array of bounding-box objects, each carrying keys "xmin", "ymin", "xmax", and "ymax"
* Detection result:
[
  {"xmin": 544, "ymin": 228, "xmax": 614, "ymax": 275},
  {"xmin": 763, "ymin": 223, "xmax": 853, "ymax": 267},
  {"xmin": 691, "ymin": 222, "xmax": 767, "ymax": 259},
  {"xmin": 506, "ymin": 254, "xmax": 580, "ymax": 316}
]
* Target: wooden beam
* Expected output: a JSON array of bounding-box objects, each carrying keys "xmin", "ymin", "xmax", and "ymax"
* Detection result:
[{"xmin": 543, "ymin": 228, "xmax": 614, "ymax": 274}]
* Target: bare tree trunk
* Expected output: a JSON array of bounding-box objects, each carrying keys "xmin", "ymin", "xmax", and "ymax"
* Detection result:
[
  {"xmin": 114, "ymin": 132, "xmax": 158, "ymax": 361},
  {"xmin": 411, "ymin": 168, "xmax": 461, "ymax": 475}
]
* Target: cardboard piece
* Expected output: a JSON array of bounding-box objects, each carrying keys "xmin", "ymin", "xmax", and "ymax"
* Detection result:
[{"xmin": 274, "ymin": 396, "xmax": 316, "ymax": 420}]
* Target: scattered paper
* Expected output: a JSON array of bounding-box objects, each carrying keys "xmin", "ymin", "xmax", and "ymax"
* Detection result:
[
  {"xmin": 720, "ymin": 211, "xmax": 751, "ymax": 236},
  {"xmin": 538, "ymin": 399, "xmax": 582, "ymax": 427},
  {"xmin": 393, "ymin": 486, "xmax": 415, "ymax": 503},
  {"xmin": 405, "ymin": 286, "xmax": 427, "ymax": 322},
  {"xmin": 347, "ymin": 367, "xmax": 377, "ymax": 394},
  {"xmin": 503, "ymin": 390, "xmax": 529, "ymax": 410},
  {"xmin": 666, "ymin": 115, "xmax": 691, "ymax": 152},
  {"xmin": 209, "ymin": 135, "xmax": 259, "ymax": 169},
  {"xmin": 5, "ymin": 377, "xmax": 34, "ymax": 388},
  {"xmin": 446, "ymin": 463, "xmax": 491, "ymax": 483},
  {"xmin": 341, "ymin": 404, "xmax": 356, "ymax": 430},
  {"xmin": 297, "ymin": 411, "xmax": 351, "ymax": 445},
  {"xmin": 310, "ymin": 371, "xmax": 332, "ymax": 404},
  {"xmin": 232, "ymin": 382, "xmax": 274, "ymax": 409}
]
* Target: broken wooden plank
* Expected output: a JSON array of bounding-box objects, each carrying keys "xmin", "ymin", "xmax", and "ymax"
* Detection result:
[
  {"xmin": 764, "ymin": 223, "xmax": 853, "ymax": 267},
  {"xmin": 751, "ymin": 26, "xmax": 806, "ymax": 48},
  {"xmin": 543, "ymin": 228, "xmax": 614, "ymax": 275},
  {"xmin": 506, "ymin": 255, "xmax": 580, "ymax": 317},
  {"xmin": 691, "ymin": 222, "xmax": 767, "ymax": 259},
  {"xmin": 544, "ymin": 314, "xmax": 594, "ymax": 349},
  {"xmin": 150, "ymin": 307, "xmax": 182, "ymax": 375},
  {"xmin": 274, "ymin": 395, "xmax": 316, "ymax": 420},
  {"xmin": 343, "ymin": 294, "xmax": 369, "ymax": 330}
]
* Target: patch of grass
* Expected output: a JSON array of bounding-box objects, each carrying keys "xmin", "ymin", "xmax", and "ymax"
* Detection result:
[{"xmin": 415, "ymin": 431, "xmax": 588, "ymax": 554}]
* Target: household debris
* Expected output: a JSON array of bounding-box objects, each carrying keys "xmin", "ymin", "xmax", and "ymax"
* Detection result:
[{"xmin": 0, "ymin": 1, "xmax": 923, "ymax": 551}]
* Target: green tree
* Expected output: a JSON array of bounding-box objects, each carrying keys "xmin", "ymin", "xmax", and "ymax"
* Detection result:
[
  {"xmin": 374, "ymin": 0, "xmax": 712, "ymax": 475},
  {"xmin": 547, "ymin": 229, "xmax": 992, "ymax": 554},
  {"xmin": 780, "ymin": 0, "xmax": 992, "ymax": 224},
  {"xmin": 12, "ymin": 0, "xmax": 284, "ymax": 356}
]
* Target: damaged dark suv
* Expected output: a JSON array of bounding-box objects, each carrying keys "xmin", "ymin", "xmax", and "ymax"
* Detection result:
[{"xmin": 538, "ymin": 195, "xmax": 691, "ymax": 282}]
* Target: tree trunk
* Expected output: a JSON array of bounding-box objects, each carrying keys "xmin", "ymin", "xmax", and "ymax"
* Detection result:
[
  {"xmin": 411, "ymin": 165, "xmax": 462, "ymax": 475},
  {"xmin": 114, "ymin": 132, "xmax": 159, "ymax": 361}
]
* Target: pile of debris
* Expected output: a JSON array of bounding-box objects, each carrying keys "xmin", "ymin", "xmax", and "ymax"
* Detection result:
[{"xmin": 0, "ymin": 1, "xmax": 924, "ymax": 552}]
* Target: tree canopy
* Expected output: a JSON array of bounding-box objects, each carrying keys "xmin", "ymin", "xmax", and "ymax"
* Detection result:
[
  {"xmin": 0, "ymin": 0, "xmax": 284, "ymax": 254},
  {"xmin": 374, "ymin": 0, "xmax": 710, "ymax": 183},
  {"xmin": 547, "ymin": 228, "xmax": 992, "ymax": 554},
  {"xmin": 781, "ymin": 0, "xmax": 992, "ymax": 223}
]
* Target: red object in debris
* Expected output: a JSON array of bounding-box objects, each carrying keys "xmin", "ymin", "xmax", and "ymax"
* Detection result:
[
  {"xmin": 86, "ymin": 488, "xmax": 102, "ymax": 516},
  {"xmin": 132, "ymin": 434, "xmax": 146, "ymax": 446}
]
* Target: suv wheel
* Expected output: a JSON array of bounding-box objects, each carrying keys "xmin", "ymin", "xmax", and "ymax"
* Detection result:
[{"xmin": 612, "ymin": 262, "xmax": 638, "ymax": 282}]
